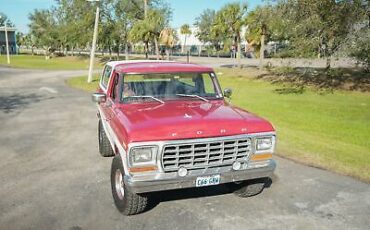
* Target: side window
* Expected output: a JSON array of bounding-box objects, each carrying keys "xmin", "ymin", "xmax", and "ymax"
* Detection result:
[
  {"xmin": 203, "ymin": 74, "xmax": 216, "ymax": 94},
  {"xmin": 101, "ymin": 65, "xmax": 112, "ymax": 89},
  {"xmin": 111, "ymin": 74, "xmax": 120, "ymax": 101}
]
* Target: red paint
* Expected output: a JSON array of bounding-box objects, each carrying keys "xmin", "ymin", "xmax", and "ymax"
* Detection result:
[
  {"xmin": 114, "ymin": 100, "xmax": 274, "ymax": 144},
  {"xmin": 98, "ymin": 62, "xmax": 275, "ymax": 146}
]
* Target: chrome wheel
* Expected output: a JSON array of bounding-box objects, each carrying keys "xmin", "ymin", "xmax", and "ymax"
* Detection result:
[{"xmin": 115, "ymin": 169, "xmax": 125, "ymax": 200}]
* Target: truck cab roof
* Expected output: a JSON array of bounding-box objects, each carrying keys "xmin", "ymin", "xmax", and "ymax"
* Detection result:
[{"xmin": 105, "ymin": 60, "xmax": 214, "ymax": 74}]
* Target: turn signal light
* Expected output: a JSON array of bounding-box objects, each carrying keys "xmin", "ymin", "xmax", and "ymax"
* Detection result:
[
  {"xmin": 129, "ymin": 166, "xmax": 158, "ymax": 173},
  {"xmin": 250, "ymin": 153, "xmax": 273, "ymax": 161}
]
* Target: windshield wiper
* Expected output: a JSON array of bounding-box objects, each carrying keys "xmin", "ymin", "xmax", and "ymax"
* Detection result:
[
  {"xmin": 125, "ymin": 95, "xmax": 164, "ymax": 104},
  {"xmin": 176, "ymin": 94, "xmax": 209, "ymax": 102}
]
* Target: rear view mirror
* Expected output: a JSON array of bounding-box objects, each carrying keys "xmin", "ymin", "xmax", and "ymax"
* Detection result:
[
  {"xmin": 92, "ymin": 93, "xmax": 106, "ymax": 103},
  {"xmin": 223, "ymin": 88, "xmax": 232, "ymax": 98}
]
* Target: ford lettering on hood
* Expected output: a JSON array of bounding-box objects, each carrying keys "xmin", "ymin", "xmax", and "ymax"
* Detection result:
[{"xmin": 114, "ymin": 100, "xmax": 274, "ymax": 143}]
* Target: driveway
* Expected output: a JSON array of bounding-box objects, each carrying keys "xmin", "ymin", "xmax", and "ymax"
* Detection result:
[{"xmin": 0, "ymin": 67, "xmax": 369, "ymax": 230}]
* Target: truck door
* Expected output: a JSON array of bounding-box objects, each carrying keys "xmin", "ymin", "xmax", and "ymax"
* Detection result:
[
  {"xmin": 108, "ymin": 73, "xmax": 124, "ymax": 142},
  {"xmin": 99, "ymin": 65, "xmax": 115, "ymax": 139}
]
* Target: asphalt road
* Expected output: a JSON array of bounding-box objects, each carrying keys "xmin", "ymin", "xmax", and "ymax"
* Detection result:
[{"xmin": 0, "ymin": 67, "xmax": 369, "ymax": 230}]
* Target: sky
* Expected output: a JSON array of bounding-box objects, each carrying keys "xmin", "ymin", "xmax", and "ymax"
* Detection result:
[{"xmin": 0, "ymin": 0, "xmax": 263, "ymax": 33}]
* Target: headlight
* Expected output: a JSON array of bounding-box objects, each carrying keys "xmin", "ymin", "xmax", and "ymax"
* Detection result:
[
  {"xmin": 129, "ymin": 146, "xmax": 158, "ymax": 167},
  {"xmin": 255, "ymin": 136, "xmax": 275, "ymax": 153}
]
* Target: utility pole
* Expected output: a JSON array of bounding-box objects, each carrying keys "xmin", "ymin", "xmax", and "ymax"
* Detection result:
[
  {"xmin": 144, "ymin": 0, "xmax": 148, "ymax": 18},
  {"xmin": 259, "ymin": 24, "xmax": 266, "ymax": 70},
  {"xmin": 4, "ymin": 24, "xmax": 10, "ymax": 64},
  {"xmin": 87, "ymin": 0, "xmax": 100, "ymax": 83}
]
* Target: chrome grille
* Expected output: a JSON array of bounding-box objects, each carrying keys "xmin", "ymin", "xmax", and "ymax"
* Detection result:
[{"xmin": 162, "ymin": 138, "xmax": 252, "ymax": 172}]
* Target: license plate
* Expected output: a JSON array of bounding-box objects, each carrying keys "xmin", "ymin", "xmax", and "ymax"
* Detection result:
[{"xmin": 195, "ymin": 175, "xmax": 220, "ymax": 187}]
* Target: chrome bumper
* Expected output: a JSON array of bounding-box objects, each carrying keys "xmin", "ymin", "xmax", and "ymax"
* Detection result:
[{"xmin": 124, "ymin": 159, "xmax": 276, "ymax": 193}]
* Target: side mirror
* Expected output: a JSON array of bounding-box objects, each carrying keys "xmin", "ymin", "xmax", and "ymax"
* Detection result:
[
  {"xmin": 223, "ymin": 88, "xmax": 232, "ymax": 98},
  {"xmin": 92, "ymin": 93, "xmax": 106, "ymax": 103}
]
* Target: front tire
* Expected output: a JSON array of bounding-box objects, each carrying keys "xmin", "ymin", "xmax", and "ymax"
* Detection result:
[
  {"xmin": 98, "ymin": 119, "xmax": 115, "ymax": 157},
  {"xmin": 111, "ymin": 155, "xmax": 149, "ymax": 215}
]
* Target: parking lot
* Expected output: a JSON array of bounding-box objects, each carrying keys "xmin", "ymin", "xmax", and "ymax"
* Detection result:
[{"xmin": 0, "ymin": 67, "xmax": 369, "ymax": 230}]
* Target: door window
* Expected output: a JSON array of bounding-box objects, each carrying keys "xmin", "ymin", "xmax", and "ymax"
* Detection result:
[{"xmin": 111, "ymin": 74, "xmax": 121, "ymax": 101}]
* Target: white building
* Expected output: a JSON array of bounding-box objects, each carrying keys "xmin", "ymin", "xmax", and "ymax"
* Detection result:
[
  {"xmin": 174, "ymin": 26, "xmax": 255, "ymax": 57},
  {"xmin": 175, "ymin": 27, "xmax": 203, "ymax": 52},
  {"xmin": 0, "ymin": 27, "xmax": 17, "ymax": 54},
  {"xmin": 175, "ymin": 26, "xmax": 249, "ymax": 49}
]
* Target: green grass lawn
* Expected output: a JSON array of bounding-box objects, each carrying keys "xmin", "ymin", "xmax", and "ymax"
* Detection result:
[
  {"xmin": 65, "ymin": 75, "xmax": 100, "ymax": 92},
  {"xmin": 216, "ymin": 68, "xmax": 370, "ymax": 182},
  {"xmin": 0, "ymin": 54, "xmax": 103, "ymax": 70},
  {"xmin": 67, "ymin": 68, "xmax": 370, "ymax": 182}
]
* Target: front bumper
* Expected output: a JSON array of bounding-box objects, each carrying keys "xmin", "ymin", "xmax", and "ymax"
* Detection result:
[{"xmin": 124, "ymin": 159, "xmax": 276, "ymax": 193}]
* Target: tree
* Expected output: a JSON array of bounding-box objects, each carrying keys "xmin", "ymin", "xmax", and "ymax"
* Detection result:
[
  {"xmin": 20, "ymin": 34, "xmax": 36, "ymax": 55},
  {"xmin": 98, "ymin": 3, "xmax": 116, "ymax": 58},
  {"xmin": 129, "ymin": 8, "xmax": 169, "ymax": 59},
  {"xmin": 114, "ymin": 0, "xmax": 141, "ymax": 60},
  {"xmin": 160, "ymin": 27, "xmax": 177, "ymax": 60},
  {"xmin": 245, "ymin": 5, "xmax": 277, "ymax": 69},
  {"xmin": 346, "ymin": 0, "xmax": 370, "ymax": 71},
  {"xmin": 129, "ymin": 20, "xmax": 151, "ymax": 58},
  {"xmin": 282, "ymin": 0, "xmax": 366, "ymax": 69},
  {"xmin": 54, "ymin": 0, "xmax": 97, "ymax": 56},
  {"xmin": 180, "ymin": 24, "xmax": 191, "ymax": 53},
  {"xmin": 194, "ymin": 9, "xmax": 215, "ymax": 43},
  {"xmin": 348, "ymin": 27, "xmax": 370, "ymax": 71},
  {"xmin": 24, "ymin": 0, "xmax": 172, "ymax": 60},
  {"xmin": 0, "ymin": 12, "xmax": 14, "ymax": 27},
  {"xmin": 113, "ymin": 0, "xmax": 169, "ymax": 59},
  {"xmin": 28, "ymin": 9, "xmax": 59, "ymax": 59},
  {"xmin": 194, "ymin": 9, "xmax": 223, "ymax": 56},
  {"xmin": 16, "ymin": 32, "xmax": 25, "ymax": 48},
  {"xmin": 213, "ymin": 2, "xmax": 247, "ymax": 67}
]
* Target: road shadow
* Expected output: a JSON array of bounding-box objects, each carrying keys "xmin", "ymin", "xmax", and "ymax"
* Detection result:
[
  {"xmin": 144, "ymin": 177, "xmax": 273, "ymax": 212},
  {"xmin": 0, "ymin": 93, "xmax": 47, "ymax": 114}
]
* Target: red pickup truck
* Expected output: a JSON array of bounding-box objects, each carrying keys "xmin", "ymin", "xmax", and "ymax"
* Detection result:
[{"xmin": 92, "ymin": 61, "xmax": 276, "ymax": 215}]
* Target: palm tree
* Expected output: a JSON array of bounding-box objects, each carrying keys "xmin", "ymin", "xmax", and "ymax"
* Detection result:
[
  {"xmin": 213, "ymin": 3, "xmax": 247, "ymax": 68},
  {"xmin": 129, "ymin": 21, "xmax": 151, "ymax": 59},
  {"xmin": 180, "ymin": 24, "xmax": 191, "ymax": 53},
  {"xmin": 129, "ymin": 9, "xmax": 166, "ymax": 59},
  {"xmin": 245, "ymin": 6, "xmax": 273, "ymax": 69},
  {"xmin": 160, "ymin": 27, "xmax": 177, "ymax": 60}
]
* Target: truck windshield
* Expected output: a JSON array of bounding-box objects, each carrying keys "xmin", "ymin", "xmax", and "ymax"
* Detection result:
[{"xmin": 120, "ymin": 72, "xmax": 222, "ymax": 103}]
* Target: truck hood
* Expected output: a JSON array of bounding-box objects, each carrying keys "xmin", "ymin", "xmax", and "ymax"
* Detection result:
[{"xmin": 115, "ymin": 100, "xmax": 274, "ymax": 143}]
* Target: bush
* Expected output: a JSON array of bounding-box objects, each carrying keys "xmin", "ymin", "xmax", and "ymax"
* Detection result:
[{"xmin": 271, "ymin": 66, "xmax": 295, "ymax": 75}]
